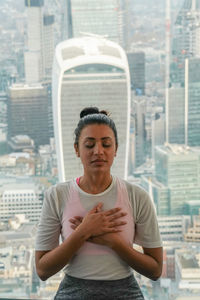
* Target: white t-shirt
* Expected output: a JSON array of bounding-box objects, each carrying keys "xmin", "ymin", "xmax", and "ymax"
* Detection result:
[{"xmin": 35, "ymin": 176, "xmax": 162, "ymax": 280}]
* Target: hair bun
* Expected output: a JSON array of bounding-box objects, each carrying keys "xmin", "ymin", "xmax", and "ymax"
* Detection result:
[
  {"xmin": 80, "ymin": 107, "xmax": 109, "ymax": 118},
  {"xmin": 80, "ymin": 107, "xmax": 99, "ymax": 118}
]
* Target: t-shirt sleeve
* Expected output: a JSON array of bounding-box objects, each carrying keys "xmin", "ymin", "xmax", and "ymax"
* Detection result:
[
  {"xmin": 132, "ymin": 186, "xmax": 162, "ymax": 248},
  {"xmin": 35, "ymin": 186, "xmax": 61, "ymax": 251}
]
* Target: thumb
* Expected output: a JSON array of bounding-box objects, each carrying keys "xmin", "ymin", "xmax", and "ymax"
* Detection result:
[{"xmin": 89, "ymin": 202, "xmax": 103, "ymax": 214}]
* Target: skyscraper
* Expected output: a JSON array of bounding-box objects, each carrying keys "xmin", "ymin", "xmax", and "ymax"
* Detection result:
[
  {"xmin": 185, "ymin": 57, "xmax": 200, "ymax": 146},
  {"xmin": 43, "ymin": 14, "xmax": 55, "ymax": 81},
  {"xmin": 24, "ymin": 0, "xmax": 44, "ymax": 84},
  {"xmin": 167, "ymin": 85, "xmax": 185, "ymax": 144},
  {"xmin": 127, "ymin": 52, "xmax": 145, "ymax": 95},
  {"xmin": 24, "ymin": 0, "xmax": 54, "ymax": 83},
  {"xmin": 65, "ymin": 0, "xmax": 126, "ymax": 47},
  {"xmin": 52, "ymin": 36, "xmax": 130, "ymax": 181},
  {"xmin": 170, "ymin": 0, "xmax": 200, "ymax": 84},
  {"xmin": 8, "ymin": 84, "xmax": 49, "ymax": 147},
  {"xmin": 141, "ymin": 144, "xmax": 200, "ymax": 216}
]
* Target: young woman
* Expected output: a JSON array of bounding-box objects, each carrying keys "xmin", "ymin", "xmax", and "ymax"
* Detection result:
[{"xmin": 35, "ymin": 107, "xmax": 163, "ymax": 299}]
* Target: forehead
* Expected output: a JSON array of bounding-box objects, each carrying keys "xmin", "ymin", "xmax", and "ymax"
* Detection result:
[{"xmin": 79, "ymin": 124, "xmax": 115, "ymax": 140}]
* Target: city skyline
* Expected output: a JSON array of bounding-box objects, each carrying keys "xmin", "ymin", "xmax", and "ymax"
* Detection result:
[{"xmin": 0, "ymin": 0, "xmax": 200, "ymax": 299}]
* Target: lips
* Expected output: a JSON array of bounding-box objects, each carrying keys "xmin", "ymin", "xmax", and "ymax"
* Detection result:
[{"xmin": 91, "ymin": 159, "xmax": 106, "ymax": 163}]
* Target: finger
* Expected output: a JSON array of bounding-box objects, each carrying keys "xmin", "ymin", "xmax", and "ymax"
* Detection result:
[
  {"xmin": 108, "ymin": 212, "xmax": 127, "ymax": 221},
  {"xmin": 104, "ymin": 228, "xmax": 122, "ymax": 233},
  {"xmin": 104, "ymin": 207, "xmax": 121, "ymax": 216},
  {"xmin": 89, "ymin": 202, "xmax": 103, "ymax": 214},
  {"xmin": 69, "ymin": 218, "xmax": 76, "ymax": 224},
  {"xmin": 108, "ymin": 221, "xmax": 127, "ymax": 227},
  {"xmin": 70, "ymin": 225, "xmax": 77, "ymax": 230},
  {"xmin": 73, "ymin": 216, "xmax": 83, "ymax": 221}
]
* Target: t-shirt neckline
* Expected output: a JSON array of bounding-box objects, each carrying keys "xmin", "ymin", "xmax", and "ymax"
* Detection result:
[{"xmin": 74, "ymin": 176, "xmax": 115, "ymax": 197}]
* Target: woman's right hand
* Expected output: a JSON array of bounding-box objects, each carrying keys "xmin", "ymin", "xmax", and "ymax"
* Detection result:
[{"xmin": 69, "ymin": 203, "xmax": 127, "ymax": 237}]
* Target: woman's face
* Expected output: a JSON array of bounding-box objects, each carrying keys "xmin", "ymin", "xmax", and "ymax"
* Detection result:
[{"xmin": 74, "ymin": 124, "xmax": 117, "ymax": 174}]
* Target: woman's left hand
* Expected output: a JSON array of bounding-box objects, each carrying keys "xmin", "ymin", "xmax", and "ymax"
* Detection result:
[{"xmin": 69, "ymin": 216, "xmax": 122, "ymax": 248}]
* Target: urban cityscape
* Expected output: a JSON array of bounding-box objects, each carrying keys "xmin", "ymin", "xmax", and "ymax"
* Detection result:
[{"xmin": 0, "ymin": 0, "xmax": 200, "ymax": 299}]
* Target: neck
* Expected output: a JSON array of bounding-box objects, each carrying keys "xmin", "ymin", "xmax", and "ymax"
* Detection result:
[{"xmin": 79, "ymin": 172, "xmax": 112, "ymax": 194}]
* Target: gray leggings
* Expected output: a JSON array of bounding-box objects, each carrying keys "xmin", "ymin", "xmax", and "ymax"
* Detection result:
[{"xmin": 54, "ymin": 274, "xmax": 145, "ymax": 300}]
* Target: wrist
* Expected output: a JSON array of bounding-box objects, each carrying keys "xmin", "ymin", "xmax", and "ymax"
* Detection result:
[{"xmin": 75, "ymin": 224, "xmax": 91, "ymax": 241}]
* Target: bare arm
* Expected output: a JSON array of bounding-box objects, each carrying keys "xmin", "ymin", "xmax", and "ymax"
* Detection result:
[
  {"xmin": 35, "ymin": 205, "xmax": 126, "ymax": 281},
  {"xmin": 90, "ymin": 234, "xmax": 163, "ymax": 281}
]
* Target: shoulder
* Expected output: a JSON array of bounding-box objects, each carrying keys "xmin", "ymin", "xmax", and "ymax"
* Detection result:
[
  {"xmin": 46, "ymin": 180, "xmax": 73, "ymax": 197},
  {"xmin": 119, "ymin": 177, "xmax": 150, "ymax": 202},
  {"xmin": 117, "ymin": 177, "xmax": 154, "ymax": 222},
  {"xmin": 44, "ymin": 180, "xmax": 74, "ymax": 213}
]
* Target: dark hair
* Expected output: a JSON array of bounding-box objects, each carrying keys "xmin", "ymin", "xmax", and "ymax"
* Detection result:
[{"xmin": 74, "ymin": 107, "xmax": 118, "ymax": 147}]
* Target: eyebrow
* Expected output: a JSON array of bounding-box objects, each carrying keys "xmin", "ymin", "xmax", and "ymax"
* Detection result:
[{"xmin": 84, "ymin": 137, "xmax": 112, "ymax": 141}]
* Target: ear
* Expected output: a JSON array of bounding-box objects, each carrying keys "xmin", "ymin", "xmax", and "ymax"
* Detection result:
[{"xmin": 74, "ymin": 144, "xmax": 80, "ymax": 157}]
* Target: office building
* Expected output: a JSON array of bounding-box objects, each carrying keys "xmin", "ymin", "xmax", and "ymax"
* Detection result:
[
  {"xmin": 68, "ymin": 0, "xmax": 126, "ymax": 47},
  {"xmin": 132, "ymin": 98, "xmax": 146, "ymax": 169},
  {"xmin": 167, "ymin": 85, "xmax": 185, "ymax": 144},
  {"xmin": 43, "ymin": 14, "xmax": 55, "ymax": 80},
  {"xmin": 0, "ymin": 182, "xmax": 43, "ymax": 223},
  {"xmin": 7, "ymin": 84, "xmax": 49, "ymax": 147},
  {"xmin": 24, "ymin": 0, "xmax": 44, "ymax": 83},
  {"xmin": 158, "ymin": 215, "xmax": 190, "ymax": 242},
  {"xmin": 141, "ymin": 144, "xmax": 200, "ymax": 216},
  {"xmin": 184, "ymin": 214, "xmax": 200, "ymax": 242},
  {"xmin": 151, "ymin": 112, "xmax": 165, "ymax": 159},
  {"xmin": 185, "ymin": 57, "xmax": 200, "ymax": 146},
  {"xmin": 175, "ymin": 247, "xmax": 200, "ymax": 293},
  {"xmin": 24, "ymin": 0, "xmax": 54, "ymax": 83},
  {"xmin": 52, "ymin": 36, "xmax": 131, "ymax": 181},
  {"xmin": 170, "ymin": 0, "xmax": 200, "ymax": 84},
  {"xmin": 127, "ymin": 52, "xmax": 145, "ymax": 95}
]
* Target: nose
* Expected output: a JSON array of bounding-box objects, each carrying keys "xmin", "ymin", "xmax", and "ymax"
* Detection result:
[{"xmin": 93, "ymin": 142, "xmax": 103, "ymax": 155}]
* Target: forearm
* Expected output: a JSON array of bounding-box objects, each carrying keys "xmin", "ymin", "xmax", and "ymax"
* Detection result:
[
  {"xmin": 111, "ymin": 240, "xmax": 162, "ymax": 280},
  {"xmin": 36, "ymin": 226, "xmax": 90, "ymax": 281}
]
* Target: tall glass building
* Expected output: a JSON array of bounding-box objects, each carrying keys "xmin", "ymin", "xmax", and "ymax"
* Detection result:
[
  {"xmin": 65, "ymin": 0, "xmax": 126, "ymax": 47},
  {"xmin": 52, "ymin": 36, "xmax": 130, "ymax": 182},
  {"xmin": 170, "ymin": 0, "xmax": 200, "ymax": 84},
  {"xmin": 185, "ymin": 57, "xmax": 200, "ymax": 146}
]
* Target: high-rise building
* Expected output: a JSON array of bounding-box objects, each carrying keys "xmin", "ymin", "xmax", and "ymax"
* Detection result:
[
  {"xmin": 24, "ymin": 0, "xmax": 54, "ymax": 84},
  {"xmin": 131, "ymin": 98, "xmax": 146, "ymax": 169},
  {"xmin": 52, "ymin": 36, "xmax": 130, "ymax": 181},
  {"xmin": 7, "ymin": 84, "xmax": 49, "ymax": 147},
  {"xmin": 185, "ymin": 57, "xmax": 200, "ymax": 146},
  {"xmin": 170, "ymin": 0, "xmax": 200, "ymax": 84},
  {"xmin": 141, "ymin": 144, "xmax": 200, "ymax": 216},
  {"xmin": 43, "ymin": 15, "xmax": 55, "ymax": 80},
  {"xmin": 24, "ymin": 0, "xmax": 44, "ymax": 84},
  {"xmin": 167, "ymin": 85, "xmax": 185, "ymax": 144},
  {"xmin": 67, "ymin": 0, "xmax": 126, "ymax": 47},
  {"xmin": 151, "ymin": 112, "xmax": 165, "ymax": 160},
  {"xmin": 127, "ymin": 52, "xmax": 145, "ymax": 95}
]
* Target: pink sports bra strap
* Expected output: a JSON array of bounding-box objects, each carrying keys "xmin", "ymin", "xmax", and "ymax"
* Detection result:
[{"xmin": 76, "ymin": 177, "xmax": 81, "ymax": 185}]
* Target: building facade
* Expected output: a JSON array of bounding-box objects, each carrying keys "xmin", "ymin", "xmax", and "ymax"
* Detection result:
[
  {"xmin": 8, "ymin": 84, "xmax": 49, "ymax": 147},
  {"xmin": 66, "ymin": 0, "xmax": 126, "ymax": 47},
  {"xmin": 127, "ymin": 52, "xmax": 145, "ymax": 95},
  {"xmin": 52, "ymin": 36, "xmax": 131, "ymax": 181},
  {"xmin": 0, "ymin": 182, "xmax": 43, "ymax": 223},
  {"xmin": 24, "ymin": 0, "xmax": 54, "ymax": 84},
  {"xmin": 185, "ymin": 57, "xmax": 200, "ymax": 146}
]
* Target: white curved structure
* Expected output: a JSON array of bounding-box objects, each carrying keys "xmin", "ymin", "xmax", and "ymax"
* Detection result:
[{"xmin": 52, "ymin": 36, "xmax": 130, "ymax": 181}]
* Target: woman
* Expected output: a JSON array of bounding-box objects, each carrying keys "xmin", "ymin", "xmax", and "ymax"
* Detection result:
[{"xmin": 35, "ymin": 107, "xmax": 163, "ymax": 299}]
